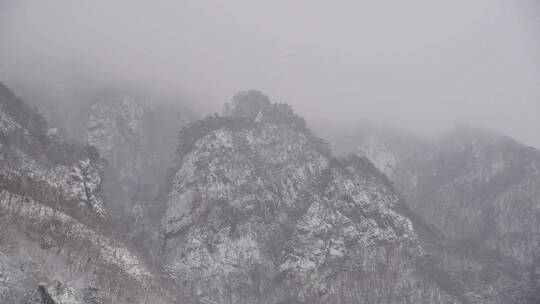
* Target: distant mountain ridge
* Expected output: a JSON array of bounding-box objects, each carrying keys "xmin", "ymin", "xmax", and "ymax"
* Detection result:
[
  {"xmin": 356, "ymin": 124, "xmax": 540, "ymax": 302},
  {"xmin": 1, "ymin": 82, "xmax": 539, "ymax": 303}
]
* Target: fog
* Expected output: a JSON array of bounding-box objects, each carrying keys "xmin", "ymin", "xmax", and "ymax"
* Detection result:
[{"xmin": 1, "ymin": 0, "xmax": 539, "ymax": 147}]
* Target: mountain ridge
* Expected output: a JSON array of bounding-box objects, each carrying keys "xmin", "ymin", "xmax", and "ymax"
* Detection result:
[{"xmin": 1, "ymin": 83, "xmax": 538, "ymax": 303}]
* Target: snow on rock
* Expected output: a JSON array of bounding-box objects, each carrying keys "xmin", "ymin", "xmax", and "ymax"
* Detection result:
[
  {"xmin": 0, "ymin": 191, "xmax": 151, "ymax": 282},
  {"xmin": 162, "ymin": 94, "xmax": 458, "ymax": 303},
  {"xmin": 356, "ymin": 125, "xmax": 540, "ymax": 302},
  {"xmin": 87, "ymin": 97, "xmax": 145, "ymax": 166},
  {"xmin": 358, "ymin": 135, "xmax": 397, "ymax": 178},
  {"xmin": 39, "ymin": 281, "xmax": 82, "ymax": 304},
  {"xmin": 86, "ymin": 93, "xmax": 189, "ymax": 248},
  {"xmin": 0, "ymin": 84, "xmax": 165, "ymax": 303}
]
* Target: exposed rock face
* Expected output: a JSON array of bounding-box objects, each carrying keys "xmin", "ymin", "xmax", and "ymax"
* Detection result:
[
  {"xmin": 162, "ymin": 91, "xmax": 457, "ymax": 303},
  {"xmin": 86, "ymin": 92, "xmax": 189, "ymax": 260},
  {"xmin": 87, "ymin": 93, "xmax": 188, "ymax": 211},
  {"xmin": 88, "ymin": 96, "xmax": 146, "ymax": 176},
  {"xmin": 357, "ymin": 125, "xmax": 540, "ymax": 303},
  {"xmin": 4, "ymin": 81, "xmax": 539, "ymax": 303},
  {"xmin": 38, "ymin": 281, "xmax": 82, "ymax": 304},
  {"xmin": 0, "ymin": 83, "xmax": 164, "ymax": 304}
]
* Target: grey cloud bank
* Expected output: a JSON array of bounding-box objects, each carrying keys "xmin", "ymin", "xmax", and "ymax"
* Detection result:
[{"xmin": 0, "ymin": 0, "xmax": 539, "ymax": 147}]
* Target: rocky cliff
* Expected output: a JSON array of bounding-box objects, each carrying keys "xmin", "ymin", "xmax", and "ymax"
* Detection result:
[
  {"xmin": 86, "ymin": 91, "xmax": 190, "ymax": 261},
  {"xmin": 2, "ymin": 82, "xmax": 538, "ymax": 303},
  {"xmin": 0, "ymin": 83, "xmax": 169, "ymax": 304},
  {"xmin": 357, "ymin": 125, "xmax": 540, "ymax": 302},
  {"xmin": 161, "ymin": 91, "xmax": 458, "ymax": 303}
]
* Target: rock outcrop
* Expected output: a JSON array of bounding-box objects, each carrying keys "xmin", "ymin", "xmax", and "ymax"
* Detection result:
[
  {"xmin": 86, "ymin": 91, "xmax": 190, "ymax": 261},
  {"xmin": 3, "ymin": 81, "xmax": 538, "ymax": 303},
  {"xmin": 0, "ymin": 83, "xmax": 166, "ymax": 303},
  {"xmin": 162, "ymin": 91, "xmax": 458, "ymax": 303},
  {"xmin": 357, "ymin": 125, "xmax": 540, "ymax": 302}
]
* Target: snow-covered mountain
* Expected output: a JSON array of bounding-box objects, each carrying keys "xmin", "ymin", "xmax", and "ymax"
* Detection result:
[
  {"xmin": 0, "ymin": 83, "xmax": 170, "ymax": 303},
  {"xmin": 85, "ymin": 91, "xmax": 190, "ymax": 261},
  {"xmin": 356, "ymin": 125, "xmax": 540, "ymax": 302},
  {"xmin": 161, "ymin": 91, "xmax": 457, "ymax": 303},
  {"xmin": 1, "ymin": 82, "xmax": 539, "ymax": 303}
]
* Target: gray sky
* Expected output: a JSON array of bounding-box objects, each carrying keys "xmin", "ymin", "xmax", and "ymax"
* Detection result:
[{"xmin": 1, "ymin": 0, "xmax": 539, "ymax": 147}]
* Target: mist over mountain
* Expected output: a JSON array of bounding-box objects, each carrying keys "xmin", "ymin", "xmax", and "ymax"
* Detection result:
[
  {"xmin": 1, "ymin": 0, "xmax": 539, "ymax": 148},
  {"xmin": 1, "ymin": 1, "xmax": 539, "ymax": 303}
]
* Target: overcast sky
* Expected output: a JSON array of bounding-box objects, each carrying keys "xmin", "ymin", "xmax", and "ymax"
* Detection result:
[{"xmin": 0, "ymin": 0, "xmax": 539, "ymax": 147}]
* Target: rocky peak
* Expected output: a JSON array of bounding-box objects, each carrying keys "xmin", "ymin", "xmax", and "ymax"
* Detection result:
[
  {"xmin": 4, "ymin": 80, "xmax": 538, "ymax": 303},
  {"xmin": 355, "ymin": 124, "xmax": 540, "ymax": 302},
  {"xmin": 84, "ymin": 89, "xmax": 193, "ymax": 270},
  {"xmin": 162, "ymin": 93, "xmax": 455, "ymax": 303},
  {"xmin": 0, "ymin": 83, "xmax": 166, "ymax": 303},
  {"xmin": 87, "ymin": 96, "xmax": 146, "ymax": 168},
  {"xmin": 224, "ymin": 90, "xmax": 301, "ymax": 125}
]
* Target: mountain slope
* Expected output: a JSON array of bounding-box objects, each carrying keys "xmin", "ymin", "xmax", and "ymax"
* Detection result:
[
  {"xmin": 5, "ymin": 82, "xmax": 536, "ymax": 303},
  {"xmin": 356, "ymin": 125, "xmax": 540, "ymax": 303},
  {"xmin": 0, "ymin": 83, "xmax": 168, "ymax": 303},
  {"xmin": 161, "ymin": 91, "xmax": 458, "ymax": 303},
  {"xmin": 85, "ymin": 91, "xmax": 190, "ymax": 261}
]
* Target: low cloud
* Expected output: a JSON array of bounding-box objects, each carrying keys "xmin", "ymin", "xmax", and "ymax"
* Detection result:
[{"xmin": 1, "ymin": 0, "xmax": 539, "ymax": 147}]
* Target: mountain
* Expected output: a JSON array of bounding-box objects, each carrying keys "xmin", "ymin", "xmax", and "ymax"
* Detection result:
[
  {"xmin": 2, "ymin": 81, "xmax": 538, "ymax": 303},
  {"xmin": 161, "ymin": 91, "xmax": 457, "ymax": 303},
  {"xmin": 356, "ymin": 124, "xmax": 540, "ymax": 302},
  {"xmin": 85, "ymin": 90, "xmax": 191, "ymax": 261},
  {"xmin": 0, "ymin": 83, "xmax": 170, "ymax": 303}
]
